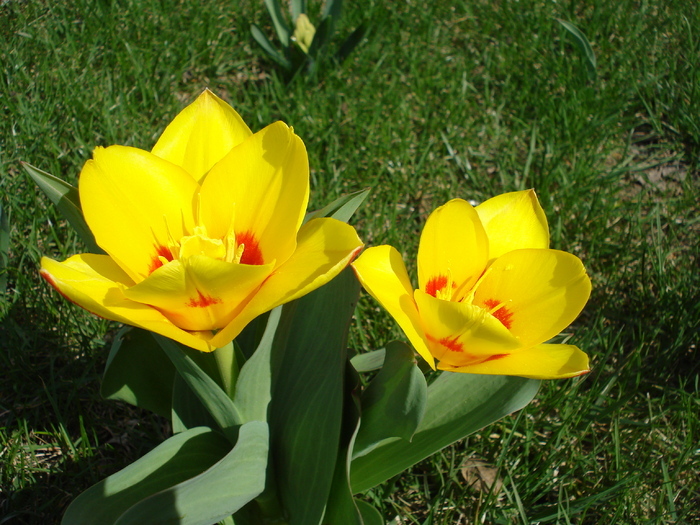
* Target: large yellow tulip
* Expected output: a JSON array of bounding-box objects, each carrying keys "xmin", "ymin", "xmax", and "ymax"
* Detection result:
[
  {"xmin": 352, "ymin": 190, "xmax": 591, "ymax": 379},
  {"xmin": 41, "ymin": 90, "xmax": 363, "ymax": 352}
]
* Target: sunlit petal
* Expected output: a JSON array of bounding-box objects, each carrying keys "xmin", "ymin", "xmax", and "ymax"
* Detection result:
[
  {"xmin": 475, "ymin": 189, "xmax": 549, "ymax": 260},
  {"xmin": 123, "ymin": 256, "xmax": 273, "ymax": 331},
  {"xmin": 151, "ymin": 90, "xmax": 252, "ymax": 182},
  {"xmin": 79, "ymin": 146, "xmax": 198, "ymax": 283},
  {"xmin": 417, "ymin": 199, "xmax": 488, "ymax": 300},
  {"xmin": 210, "ymin": 217, "xmax": 362, "ymax": 348},
  {"xmin": 414, "ymin": 290, "xmax": 521, "ymax": 367},
  {"xmin": 353, "ymin": 245, "xmax": 434, "ymax": 368},
  {"xmin": 439, "ymin": 343, "xmax": 589, "ymax": 379},
  {"xmin": 199, "ymin": 121, "xmax": 309, "ymax": 267},
  {"xmin": 40, "ymin": 255, "xmax": 214, "ymax": 351},
  {"xmin": 474, "ymin": 249, "xmax": 591, "ymax": 347}
]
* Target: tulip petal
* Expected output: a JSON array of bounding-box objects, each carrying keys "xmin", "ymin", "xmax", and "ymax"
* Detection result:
[
  {"xmin": 473, "ymin": 249, "xmax": 591, "ymax": 347},
  {"xmin": 414, "ymin": 290, "xmax": 521, "ymax": 367},
  {"xmin": 80, "ymin": 146, "xmax": 198, "ymax": 282},
  {"xmin": 417, "ymin": 199, "xmax": 488, "ymax": 300},
  {"xmin": 199, "ymin": 121, "xmax": 309, "ymax": 267},
  {"xmin": 40, "ymin": 255, "xmax": 215, "ymax": 352},
  {"xmin": 151, "ymin": 90, "xmax": 253, "ymax": 182},
  {"xmin": 439, "ymin": 343, "xmax": 590, "ymax": 379},
  {"xmin": 123, "ymin": 256, "xmax": 274, "ymax": 332},
  {"xmin": 352, "ymin": 245, "xmax": 434, "ymax": 369},
  {"xmin": 475, "ymin": 190, "xmax": 549, "ymax": 260},
  {"xmin": 210, "ymin": 218, "xmax": 362, "ymax": 348}
]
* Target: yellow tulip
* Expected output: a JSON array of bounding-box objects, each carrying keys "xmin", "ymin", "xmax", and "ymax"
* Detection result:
[
  {"xmin": 352, "ymin": 190, "xmax": 591, "ymax": 379},
  {"xmin": 41, "ymin": 90, "xmax": 363, "ymax": 352}
]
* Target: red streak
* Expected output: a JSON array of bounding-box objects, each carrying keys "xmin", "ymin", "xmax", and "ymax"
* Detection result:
[
  {"xmin": 236, "ymin": 231, "xmax": 264, "ymax": 265},
  {"xmin": 425, "ymin": 275, "xmax": 448, "ymax": 297},
  {"xmin": 149, "ymin": 244, "xmax": 173, "ymax": 274},
  {"xmin": 427, "ymin": 333, "xmax": 464, "ymax": 353},
  {"xmin": 483, "ymin": 298, "xmax": 514, "ymax": 329},
  {"xmin": 187, "ymin": 290, "xmax": 222, "ymax": 308}
]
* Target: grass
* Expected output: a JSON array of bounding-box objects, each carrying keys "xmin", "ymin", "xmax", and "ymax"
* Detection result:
[{"xmin": 1, "ymin": 0, "xmax": 699, "ymax": 523}]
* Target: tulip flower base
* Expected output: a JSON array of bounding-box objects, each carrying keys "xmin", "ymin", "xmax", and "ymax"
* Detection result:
[{"xmin": 30, "ymin": 90, "xmax": 591, "ymax": 525}]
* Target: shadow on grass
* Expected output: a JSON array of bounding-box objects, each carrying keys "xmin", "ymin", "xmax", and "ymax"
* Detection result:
[{"xmin": 0, "ymin": 302, "xmax": 168, "ymax": 524}]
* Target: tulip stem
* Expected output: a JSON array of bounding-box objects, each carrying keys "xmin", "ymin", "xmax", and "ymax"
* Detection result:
[{"xmin": 213, "ymin": 341, "xmax": 239, "ymax": 399}]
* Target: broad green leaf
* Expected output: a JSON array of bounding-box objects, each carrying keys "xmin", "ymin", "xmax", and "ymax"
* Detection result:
[
  {"xmin": 350, "ymin": 348, "xmax": 385, "ymax": 373},
  {"xmin": 355, "ymin": 500, "xmax": 383, "ymax": 525},
  {"xmin": 556, "ymin": 18, "xmax": 597, "ymax": 82},
  {"xmin": 269, "ymin": 268, "xmax": 360, "ymax": 525},
  {"xmin": 232, "ymin": 306, "xmax": 282, "ymax": 423},
  {"xmin": 115, "ymin": 421, "xmax": 269, "ymax": 525},
  {"xmin": 172, "ymin": 374, "xmax": 219, "ymax": 434},
  {"xmin": 307, "ymin": 16, "xmax": 333, "ymax": 59},
  {"xmin": 262, "ymin": 0, "xmax": 290, "ymax": 47},
  {"xmin": 22, "ymin": 162, "xmax": 101, "ymax": 253},
  {"xmin": 290, "ymin": 0, "xmax": 306, "ymax": 22},
  {"xmin": 0, "ymin": 202, "xmax": 9, "ymax": 294},
  {"xmin": 321, "ymin": 0, "xmax": 342, "ymax": 21},
  {"xmin": 250, "ymin": 24, "xmax": 292, "ymax": 70},
  {"xmin": 62, "ymin": 426, "xmax": 231, "ymax": 525},
  {"xmin": 155, "ymin": 335, "xmax": 243, "ymax": 441},
  {"xmin": 352, "ymin": 341, "xmax": 427, "ymax": 459},
  {"xmin": 350, "ymin": 374, "xmax": 540, "ymax": 493},
  {"xmin": 322, "ymin": 363, "xmax": 363, "ymax": 525},
  {"xmin": 304, "ymin": 188, "xmax": 369, "ymax": 224},
  {"xmin": 336, "ymin": 24, "xmax": 369, "ymax": 64},
  {"xmin": 101, "ymin": 327, "xmax": 176, "ymax": 418}
]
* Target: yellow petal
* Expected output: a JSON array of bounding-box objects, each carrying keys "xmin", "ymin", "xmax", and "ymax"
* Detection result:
[
  {"xmin": 439, "ymin": 343, "xmax": 590, "ymax": 379},
  {"xmin": 210, "ymin": 217, "xmax": 362, "ymax": 348},
  {"xmin": 417, "ymin": 199, "xmax": 488, "ymax": 300},
  {"xmin": 414, "ymin": 290, "xmax": 521, "ymax": 367},
  {"xmin": 40, "ymin": 255, "xmax": 215, "ymax": 352},
  {"xmin": 151, "ymin": 90, "xmax": 253, "ymax": 183},
  {"xmin": 352, "ymin": 245, "xmax": 434, "ymax": 369},
  {"xmin": 475, "ymin": 189, "xmax": 549, "ymax": 260},
  {"xmin": 473, "ymin": 249, "xmax": 591, "ymax": 347},
  {"xmin": 199, "ymin": 121, "xmax": 309, "ymax": 267},
  {"xmin": 122, "ymin": 256, "xmax": 274, "ymax": 332},
  {"xmin": 293, "ymin": 13, "xmax": 316, "ymax": 53},
  {"xmin": 79, "ymin": 146, "xmax": 198, "ymax": 282}
]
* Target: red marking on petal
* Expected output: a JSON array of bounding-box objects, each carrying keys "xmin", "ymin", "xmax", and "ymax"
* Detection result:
[
  {"xmin": 425, "ymin": 275, "xmax": 448, "ymax": 297},
  {"xmin": 483, "ymin": 353, "xmax": 508, "ymax": 362},
  {"xmin": 426, "ymin": 333, "xmax": 465, "ymax": 353},
  {"xmin": 149, "ymin": 244, "xmax": 174, "ymax": 274},
  {"xmin": 236, "ymin": 231, "xmax": 264, "ymax": 265},
  {"xmin": 187, "ymin": 290, "xmax": 222, "ymax": 308},
  {"xmin": 483, "ymin": 298, "xmax": 514, "ymax": 329}
]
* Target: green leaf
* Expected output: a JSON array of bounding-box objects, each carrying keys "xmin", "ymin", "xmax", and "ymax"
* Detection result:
[
  {"xmin": 22, "ymin": 162, "xmax": 101, "ymax": 253},
  {"xmin": 307, "ymin": 16, "xmax": 333, "ymax": 59},
  {"xmin": 304, "ymin": 188, "xmax": 369, "ymax": 224},
  {"xmin": 0, "ymin": 202, "xmax": 9, "ymax": 295},
  {"xmin": 352, "ymin": 341, "xmax": 427, "ymax": 459},
  {"xmin": 350, "ymin": 374, "xmax": 540, "ymax": 493},
  {"xmin": 62, "ymin": 426, "xmax": 231, "ymax": 525},
  {"xmin": 269, "ymin": 268, "xmax": 360, "ymax": 525},
  {"xmin": 556, "ymin": 18, "xmax": 597, "ymax": 82},
  {"xmin": 321, "ymin": 0, "xmax": 342, "ymax": 21},
  {"xmin": 232, "ymin": 306, "xmax": 282, "ymax": 423},
  {"xmin": 290, "ymin": 0, "xmax": 306, "ymax": 23},
  {"xmin": 350, "ymin": 348, "xmax": 385, "ymax": 373},
  {"xmin": 101, "ymin": 327, "xmax": 176, "ymax": 418},
  {"xmin": 336, "ymin": 24, "xmax": 369, "ymax": 64},
  {"xmin": 355, "ymin": 500, "xmax": 383, "ymax": 525},
  {"xmin": 262, "ymin": 0, "xmax": 290, "ymax": 47},
  {"xmin": 154, "ymin": 335, "xmax": 243, "ymax": 441},
  {"xmin": 250, "ymin": 24, "xmax": 292, "ymax": 70},
  {"xmin": 171, "ymin": 374, "xmax": 219, "ymax": 434},
  {"xmin": 114, "ymin": 421, "xmax": 269, "ymax": 525}
]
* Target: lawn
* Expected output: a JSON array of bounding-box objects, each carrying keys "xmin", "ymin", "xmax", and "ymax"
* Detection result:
[{"xmin": 1, "ymin": 0, "xmax": 698, "ymax": 523}]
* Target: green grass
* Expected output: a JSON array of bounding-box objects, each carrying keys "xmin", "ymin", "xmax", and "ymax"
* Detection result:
[{"xmin": 1, "ymin": 0, "xmax": 699, "ymax": 523}]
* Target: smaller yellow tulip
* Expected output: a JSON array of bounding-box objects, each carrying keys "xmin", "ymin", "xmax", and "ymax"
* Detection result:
[
  {"xmin": 41, "ymin": 90, "xmax": 363, "ymax": 352},
  {"xmin": 352, "ymin": 190, "xmax": 591, "ymax": 379}
]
